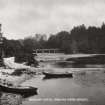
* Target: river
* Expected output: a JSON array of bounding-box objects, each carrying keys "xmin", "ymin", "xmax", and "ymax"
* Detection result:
[{"xmin": 21, "ymin": 61, "xmax": 105, "ymax": 105}]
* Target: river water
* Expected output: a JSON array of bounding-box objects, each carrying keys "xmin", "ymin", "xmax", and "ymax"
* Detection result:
[{"xmin": 21, "ymin": 61, "xmax": 105, "ymax": 105}]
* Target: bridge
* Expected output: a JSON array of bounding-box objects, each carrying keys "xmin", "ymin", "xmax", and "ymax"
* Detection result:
[{"xmin": 33, "ymin": 49, "xmax": 63, "ymax": 54}]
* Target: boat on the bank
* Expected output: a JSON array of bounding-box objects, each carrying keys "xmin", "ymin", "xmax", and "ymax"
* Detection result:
[
  {"xmin": 0, "ymin": 84, "xmax": 38, "ymax": 97},
  {"xmin": 43, "ymin": 71, "xmax": 73, "ymax": 79}
]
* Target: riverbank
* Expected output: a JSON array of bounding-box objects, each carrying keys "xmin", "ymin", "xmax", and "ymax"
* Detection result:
[{"xmin": 0, "ymin": 67, "xmax": 38, "ymax": 86}]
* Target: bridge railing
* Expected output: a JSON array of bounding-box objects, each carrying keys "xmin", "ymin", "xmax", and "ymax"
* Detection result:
[{"xmin": 33, "ymin": 49, "xmax": 63, "ymax": 54}]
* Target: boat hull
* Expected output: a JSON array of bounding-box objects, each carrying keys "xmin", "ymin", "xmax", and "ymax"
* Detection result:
[
  {"xmin": 43, "ymin": 72, "xmax": 73, "ymax": 79},
  {"xmin": 0, "ymin": 85, "xmax": 38, "ymax": 97}
]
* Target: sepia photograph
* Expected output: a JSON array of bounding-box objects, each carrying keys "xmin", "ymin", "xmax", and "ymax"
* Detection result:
[{"xmin": 0, "ymin": 0, "xmax": 105, "ymax": 105}]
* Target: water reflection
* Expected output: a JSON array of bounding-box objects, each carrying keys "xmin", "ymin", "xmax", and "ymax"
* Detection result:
[
  {"xmin": 43, "ymin": 61, "xmax": 105, "ymax": 68},
  {"xmin": 74, "ymin": 70, "xmax": 105, "ymax": 87},
  {"xmin": 22, "ymin": 91, "xmax": 38, "ymax": 98}
]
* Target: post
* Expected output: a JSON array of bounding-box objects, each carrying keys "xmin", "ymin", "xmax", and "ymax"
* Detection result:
[{"xmin": 0, "ymin": 24, "xmax": 4, "ymax": 66}]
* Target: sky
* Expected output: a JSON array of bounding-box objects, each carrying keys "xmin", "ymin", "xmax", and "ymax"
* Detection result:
[{"xmin": 0, "ymin": 0, "xmax": 105, "ymax": 39}]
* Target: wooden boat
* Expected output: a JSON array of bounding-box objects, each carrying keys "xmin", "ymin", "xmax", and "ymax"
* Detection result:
[
  {"xmin": 0, "ymin": 84, "xmax": 38, "ymax": 97},
  {"xmin": 43, "ymin": 71, "xmax": 73, "ymax": 79}
]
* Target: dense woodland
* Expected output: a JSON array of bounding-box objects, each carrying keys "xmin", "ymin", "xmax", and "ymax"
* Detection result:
[{"xmin": 2, "ymin": 23, "xmax": 105, "ymax": 62}]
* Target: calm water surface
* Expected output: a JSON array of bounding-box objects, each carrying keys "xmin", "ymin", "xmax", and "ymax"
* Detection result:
[{"xmin": 21, "ymin": 62, "xmax": 105, "ymax": 105}]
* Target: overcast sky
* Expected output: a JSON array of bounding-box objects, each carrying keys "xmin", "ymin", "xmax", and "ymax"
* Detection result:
[{"xmin": 0, "ymin": 0, "xmax": 105, "ymax": 39}]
